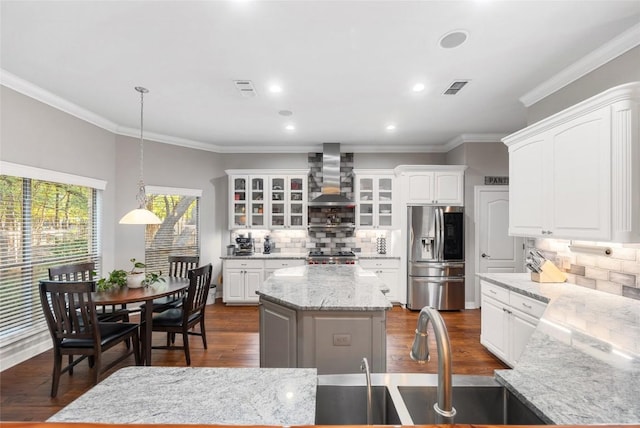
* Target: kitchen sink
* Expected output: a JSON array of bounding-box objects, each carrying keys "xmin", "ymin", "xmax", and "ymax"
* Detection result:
[
  {"xmin": 398, "ymin": 385, "xmax": 546, "ymax": 425},
  {"xmin": 315, "ymin": 385, "xmax": 401, "ymax": 425},
  {"xmin": 316, "ymin": 373, "xmax": 547, "ymax": 425}
]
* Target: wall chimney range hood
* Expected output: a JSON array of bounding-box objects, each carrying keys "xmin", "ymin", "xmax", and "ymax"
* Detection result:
[{"xmin": 308, "ymin": 143, "xmax": 354, "ymax": 207}]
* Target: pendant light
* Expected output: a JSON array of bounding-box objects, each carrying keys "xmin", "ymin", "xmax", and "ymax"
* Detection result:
[{"xmin": 119, "ymin": 86, "xmax": 162, "ymax": 225}]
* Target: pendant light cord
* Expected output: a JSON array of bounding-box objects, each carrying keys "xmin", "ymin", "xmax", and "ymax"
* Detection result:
[{"xmin": 135, "ymin": 86, "xmax": 149, "ymax": 209}]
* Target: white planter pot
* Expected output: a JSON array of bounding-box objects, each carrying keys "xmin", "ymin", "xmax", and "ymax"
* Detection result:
[{"xmin": 127, "ymin": 272, "xmax": 146, "ymax": 288}]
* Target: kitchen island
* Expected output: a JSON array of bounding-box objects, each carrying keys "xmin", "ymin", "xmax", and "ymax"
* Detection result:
[
  {"xmin": 478, "ymin": 273, "xmax": 640, "ymax": 424},
  {"xmin": 257, "ymin": 264, "xmax": 392, "ymax": 374},
  {"xmin": 46, "ymin": 366, "xmax": 317, "ymax": 424}
]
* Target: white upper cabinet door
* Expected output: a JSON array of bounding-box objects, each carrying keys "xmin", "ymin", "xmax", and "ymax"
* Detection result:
[
  {"xmin": 433, "ymin": 171, "xmax": 464, "ymax": 205},
  {"xmin": 508, "ymin": 136, "xmax": 547, "ymax": 237},
  {"xmin": 406, "ymin": 173, "xmax": 434, "ymax": 204},
  {"xmin": 549, "ymin": 107, "xmax": 611, "ymax": 240}
]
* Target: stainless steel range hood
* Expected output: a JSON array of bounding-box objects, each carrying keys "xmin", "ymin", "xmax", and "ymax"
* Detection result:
[{"xmin": 308, "ymin": 143, "xmax": 355, "ymax": 207}]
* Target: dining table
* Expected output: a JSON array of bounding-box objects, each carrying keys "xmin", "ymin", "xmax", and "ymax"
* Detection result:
[{"xmin": 93, "ymin": 277, "xmax": 190, "ymax": 365}]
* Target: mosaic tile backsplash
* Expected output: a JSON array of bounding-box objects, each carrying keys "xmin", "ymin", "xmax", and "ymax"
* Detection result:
[{"xmin": 528, "ymin": 238, "xmax": 640, "ymax": 301}]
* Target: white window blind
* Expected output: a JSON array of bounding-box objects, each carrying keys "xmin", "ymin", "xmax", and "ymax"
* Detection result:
[
  {"xmin": 144, "ymin": 188, "xmax": 200, "ymax": 274},
  {"xmin": 0, "ymin": 173, "xmax": 100, "ymax": 347}
]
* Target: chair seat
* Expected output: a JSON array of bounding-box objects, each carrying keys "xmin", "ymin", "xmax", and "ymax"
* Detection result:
[
  {"xmin": 140, "ymin": 296, "xmax": 183, "ymax": 314},
  {"xmin": 60, "ymin": 322, "xmax": 140, "ymax": 348},
  {"xmin": 152, "ymin": 308, "xmax": 200, "ymax": 327}
]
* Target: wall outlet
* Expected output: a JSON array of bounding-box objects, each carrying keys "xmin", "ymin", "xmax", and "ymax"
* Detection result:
[{"xmin": 333, "ymin": 333, "xmax": 351, "ymax": 346}]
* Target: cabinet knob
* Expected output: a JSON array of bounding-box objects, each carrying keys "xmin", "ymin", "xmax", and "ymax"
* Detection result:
[{"xmin": 481, "ymin": 253, "xmax": 490, "ymax": 258}]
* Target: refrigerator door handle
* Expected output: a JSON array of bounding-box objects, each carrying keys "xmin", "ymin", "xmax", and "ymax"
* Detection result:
[
  {"xmin": 438, "ymin": 207, "xmax": 445, "ymax": 260},
  {"xmin": 434, "ymin": 207, "xmax": 440, "ymax": 261}
]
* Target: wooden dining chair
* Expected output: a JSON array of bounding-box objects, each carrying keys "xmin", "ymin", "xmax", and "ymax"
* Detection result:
[
  {"xmin": 145, "ymin": 255, "xmax": 200, "ymax": 313},
  {"xmin": 39, "ymin": 280, "xmax": 141, "ymax": 397},
  {"xmin": 48, "ymin": 262, "xmax": 130, "ymax": 323},
  {"xmin": 149, "ymin": 263, "xmax": 213, "ymax": 365}
]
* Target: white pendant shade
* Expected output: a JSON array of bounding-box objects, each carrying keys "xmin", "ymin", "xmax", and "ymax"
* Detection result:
[{"xmin": 119, "ymin": 208, "xmax": 162, "ymax": 225}]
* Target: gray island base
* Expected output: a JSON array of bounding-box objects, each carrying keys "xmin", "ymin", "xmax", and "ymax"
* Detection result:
[{"xmin": 257, "ymin": 264, "xmax": 392, "ymax": 374}]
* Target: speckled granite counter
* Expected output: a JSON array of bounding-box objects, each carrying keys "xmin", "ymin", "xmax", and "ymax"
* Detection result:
[
  {"xmin": 257, "ymin": 264, "xmax": 392, "ymax": 311},
  {"xmin": 478, "ymin": 273, "xmax": 640, "ymax": 424},
  {"xmin": 47, "ymin": 367, "xmax": 317, "ymax": 425},
  {"xmin": 220, "ymin": 252, "xmax": 306, "ymax": 260}
]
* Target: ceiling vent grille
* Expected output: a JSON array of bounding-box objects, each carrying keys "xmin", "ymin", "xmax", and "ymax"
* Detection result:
[
  {"xmin": 443, "ymin": 80, "xmax": 469, "ymax": 95},
  {"xmin": 233, "ymin": 80, "xmax": 257, "ymax": 98}
]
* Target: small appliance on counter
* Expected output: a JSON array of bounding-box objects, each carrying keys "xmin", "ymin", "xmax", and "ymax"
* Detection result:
[{"xmin": 235, "ymin": 234, "xmax": 254, "ymax": 256}]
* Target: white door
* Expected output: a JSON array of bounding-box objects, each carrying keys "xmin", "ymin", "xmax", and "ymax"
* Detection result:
[{"xmin": 475, "ymin": 186, "xmax": 524, "ymax": 305}]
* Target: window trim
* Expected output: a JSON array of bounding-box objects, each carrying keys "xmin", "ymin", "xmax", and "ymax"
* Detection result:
[
  {"xmin": 0, "ymin": 161, "xmax": 107, "ymax": 190},
  {"xmin": 146, "ymin": 185, "xmax": 202, "ymax": 198}
]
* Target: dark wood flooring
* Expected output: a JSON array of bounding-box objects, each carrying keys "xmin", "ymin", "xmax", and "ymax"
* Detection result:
[{"xmin": 0, "ymin": 300, "xmax": 507, "ymax": 422}]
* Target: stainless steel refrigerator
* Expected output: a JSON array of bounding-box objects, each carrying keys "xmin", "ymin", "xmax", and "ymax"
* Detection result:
[{"xmin": 407, "ymin": 206, "xmax": 465, "ymax": 310}]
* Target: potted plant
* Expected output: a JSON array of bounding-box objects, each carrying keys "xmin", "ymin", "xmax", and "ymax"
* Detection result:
[
  {"xmin": 96, "ymin": 269, "xmax": 128, "ymax": 291},
  {"xmin": 127, "ymin": 258, "xmax": 147, "ymax": 288}
]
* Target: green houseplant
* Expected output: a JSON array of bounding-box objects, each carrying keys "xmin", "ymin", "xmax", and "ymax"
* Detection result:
[{"xmin": 96, "ymin": 259, "xmax": 164, "ymax": 291}]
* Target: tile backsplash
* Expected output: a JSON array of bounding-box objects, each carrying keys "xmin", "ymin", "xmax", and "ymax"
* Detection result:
[{"xmin": 528, "ymin": 238, "xmax": 640, "ymax": 300}]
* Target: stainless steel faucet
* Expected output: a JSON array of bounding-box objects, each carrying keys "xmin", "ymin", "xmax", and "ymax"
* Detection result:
[
  {"xmin": 360, "ymin": 357, "xmax": 373, "ymax": 425},
  {"xmin": 410, "ymin": 306, "xmax": 456, "ymax": 422}
]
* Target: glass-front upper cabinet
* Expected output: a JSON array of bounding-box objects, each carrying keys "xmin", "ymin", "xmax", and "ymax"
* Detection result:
[
  {"xmin": 269, "ymin": 175, "xmax": 307, "ymax": 229},
  {"xmin": 250, "ymin": 177, "xmax": 266, "ymax": 227},
  {"xmin": 231, "ymin": 176, "xmax": 248, "ymax": 228},
  {"xmin": 229, "ymin": 175, "xmax": 269, "ymax": 229},
  {"xmin": 355, "ymin": 171, "xmax": 395, "ymax": 229}
]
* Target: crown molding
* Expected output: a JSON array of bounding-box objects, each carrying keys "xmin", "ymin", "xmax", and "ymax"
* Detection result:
[
  {"xmin": 520, "ymin": 22, "xmax": 640, "ymax": 107},
  {"xmin": 0, "ymin": 69, "xmax": 120, "ymax": 133},
  {"xmin": 443, "ymin": 133, "xmax": 507, "ymax": 151}
]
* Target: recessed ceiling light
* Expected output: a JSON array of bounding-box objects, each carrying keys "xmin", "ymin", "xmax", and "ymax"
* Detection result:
[
  {"xmin": 412, "ymin": 83, "xmax": 425, "ymax": 92},
  {"xmin": 285, "ymin": 124, "xmax": 295, "ymax": 131},
  {"xmin": 269, "ymin": 84, "xmax": 283, "ymax": 93},
  {"xmin": 439, "ymin": 30, "xmax": 468, "ymax": 49},
  {"xmin": 386, "ymin": 124, "xmax": 397, "ymax": 131}
]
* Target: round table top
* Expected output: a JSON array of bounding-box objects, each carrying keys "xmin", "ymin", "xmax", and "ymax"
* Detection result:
[{"xmin": 92, "ymin": 277, "xmax": 189, "ymax": 305}]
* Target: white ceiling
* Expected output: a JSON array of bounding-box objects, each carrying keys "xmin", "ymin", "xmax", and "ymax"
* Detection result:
[{"xmin": 1, "ymin": 1, "xmax": 639, "ymax": 153}]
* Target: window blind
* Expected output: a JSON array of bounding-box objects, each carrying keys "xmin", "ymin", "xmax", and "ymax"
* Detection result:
[
  {"xmin": 144, "ymin": 190, "xmax": 200, "ymax": 275},
  {"xmin": 0, "ymin": 174, "xmax": 100, "ymax": 347}
]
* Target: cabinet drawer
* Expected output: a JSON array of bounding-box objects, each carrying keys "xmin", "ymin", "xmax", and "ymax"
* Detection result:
[
  {"xmin": 481, "ymin": 281, "xmax": 509, "ymax": 304},
  {"xmin": 225, "ymin": 259, "xmax": 264, "ymax": 269},
  {"xmin": 264, "ymin": 259, "xmax": 305, "ymax": 269},
  {"xmin": 359, "ymin": 259, "xmax": 400, "ymax": 269},
  {"xmin": 510, "ymin": 292, "xmax": 546, "ymax": 318}
]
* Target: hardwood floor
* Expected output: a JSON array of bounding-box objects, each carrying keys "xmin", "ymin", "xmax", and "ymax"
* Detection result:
[{"xmin": 0, "ymin": 300, "xmax": 507, "ymax": 422}]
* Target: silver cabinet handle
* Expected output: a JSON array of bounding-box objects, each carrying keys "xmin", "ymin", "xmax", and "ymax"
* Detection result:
[
  {"xmin": 481, "ymin": 253, "xmax": 490, "ymax": 258},
  {"xmin": 489, "ymin": 289, "xmax": 497, "ymax": 294},
  {"xmin": 522, "ymin": 303, "xmax": 532, "ymax": 309}
]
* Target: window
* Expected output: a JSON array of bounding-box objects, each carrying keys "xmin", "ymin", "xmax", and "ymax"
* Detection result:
[
  {"xmin": 0, "ymin": 162, "xmax": 104, "ymax": 347},
  {"xmin": 144, "ymin": 186, "xmax": 200, "ymax": 275}
]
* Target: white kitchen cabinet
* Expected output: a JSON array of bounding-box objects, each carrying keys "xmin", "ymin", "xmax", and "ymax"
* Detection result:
[
  {"xmin": 223, "ymin": 259, "xmax": 264, "ymax": 304},
  {"xmin": 394, "ymin": 165, "xmax": 466, "ymax": 206},
  {"xmin": 263, "ymin": 259, "xmax": 306, "ymax": 279},
  {"xmin": 359, "ymin": 258, "xmax": 401, "ymax": 303},
  {"xmin": 228, "ymin": 175, "xmax": 268, "ymax": 229},
  {"xmin": 480, "ymin": 280, "xmax": 546, "ymax": 367},
  {"xmin": 226, "ymin": 169, "xmax": 308, "ymax": 231},
  {"xmin": 354, "ymin": 170, "xmax": 396, "ymax": 229},
  {"xmin": 268, "ymin": 175, "xmax": 307, "ymax": 230},
  {"xmin": 504, "ymin": 82, "xmax": 640, "ymax": 242}
]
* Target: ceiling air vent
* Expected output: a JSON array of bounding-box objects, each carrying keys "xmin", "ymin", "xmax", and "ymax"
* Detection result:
[
  {"xmin": 233, "ymin": 80, "xmax": 257, "ymax": 98},
  {"xmin": 443, "ymin": 80, "xmax": 469, "ymax": 95}
]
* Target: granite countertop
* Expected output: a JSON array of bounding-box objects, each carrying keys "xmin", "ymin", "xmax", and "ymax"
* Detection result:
[
  {"xmin": 357, "ymin": 253, "xmax": 401, "ymax": 259},
  {"xmin": 257, "ymin": 264, "xmax": 392, "ymax": 311},
  {"xmin": 47, "ymin": 367, "xmax": 317, "ymax": 425},
  {"xmin": 220, "ymin": 252, "xmax": 307, "ymax": 260},
  {"xmin": 477, "ymin": 273, "xmax": 640, "ymax": 424}
]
